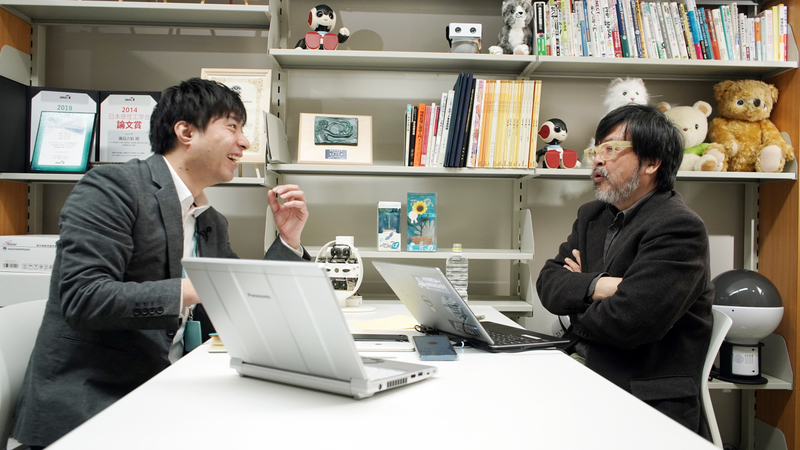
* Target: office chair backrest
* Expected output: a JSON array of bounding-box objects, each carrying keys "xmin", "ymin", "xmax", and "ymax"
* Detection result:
[
  {"xmin": 703, "ymin": 308, "xmax": 733, "ymax": 448},
  {"xmin": 0, "ymin": 300, "xmax": 46, "ymax": 450}
]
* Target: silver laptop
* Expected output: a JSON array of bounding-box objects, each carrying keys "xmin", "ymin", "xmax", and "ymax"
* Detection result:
[
  {"xmin": 182, "ymin": 257, "xmax": 437, "ymax": 399},
  {"xmin": 373, "ymin": 261, "xmax": 570, "ymax": 352}
]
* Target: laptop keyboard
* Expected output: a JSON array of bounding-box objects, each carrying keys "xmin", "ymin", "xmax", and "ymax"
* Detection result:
[{"xmin": 486, "ymin": 329, "xmax": 542, "ymax": 346}]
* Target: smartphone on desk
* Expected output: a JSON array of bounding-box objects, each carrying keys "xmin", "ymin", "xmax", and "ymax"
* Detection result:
[
  {"xmin": 352, "ymin": 334, "xmax": 415, "ymax": 352},
  {"xmin": 413, "ymin": 335, "xmax": 458, "ymax": 361}
]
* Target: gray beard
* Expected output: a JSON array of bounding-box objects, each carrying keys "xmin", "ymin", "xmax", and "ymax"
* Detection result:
[{"xmin": 593, "ymin": 166, "xmax": 641, "ymax": 206}]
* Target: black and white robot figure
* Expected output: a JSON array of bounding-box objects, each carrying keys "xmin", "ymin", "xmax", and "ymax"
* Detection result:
[
  {"xmin": 536, "ymin": 118, "xmax": 580, "ymax": 169},
  {"xmin": 295, "ymin": 4, "xmax": 350, "ymax": 50}
]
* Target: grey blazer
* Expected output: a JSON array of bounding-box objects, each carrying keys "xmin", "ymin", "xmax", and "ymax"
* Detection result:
[
  {"xmin": 537, "ymin": 190, "xmax": 713, "ymax": 435},
  {"xmin": 13, "ymin": 155, "xmax": 308, "ymax": 447}
]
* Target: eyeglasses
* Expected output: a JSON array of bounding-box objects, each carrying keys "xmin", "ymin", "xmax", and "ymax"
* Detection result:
[{"xmin": 585, "ymin": 140, "xmax": 633, "ymax": 162}]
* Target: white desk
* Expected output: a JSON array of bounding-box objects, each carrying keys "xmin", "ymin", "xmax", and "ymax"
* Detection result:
[{"xmin": 49, "ymin": 303, "xmax": 716, "ymax": 449}]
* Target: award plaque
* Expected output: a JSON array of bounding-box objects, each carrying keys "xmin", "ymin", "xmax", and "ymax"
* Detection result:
[
  {"xmin": 29, "ymin": 90, "xmax": 98, "ymax": 163},
  {"xmin": 201, "ymin": 68, "xmax": 271, "ymax": 164},
  {"xmin": 297, "ymin": 113, "xmax": 373, "ymax": 165},
  {"xmin": 98, "ymin": 93, "xmax": 158, "ymax": 163},
  {"xmin": 30, "ymin": 111, "xmax": 96, "ymax": 173}
]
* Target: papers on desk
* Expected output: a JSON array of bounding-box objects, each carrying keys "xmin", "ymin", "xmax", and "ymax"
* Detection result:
[
  {"xmin": 349, "ymin": 315, "xmax": 418, "ymax": 331},
  {"xmin": 208, "ymin": 334, "xmax": 226, "ymax": 353}
]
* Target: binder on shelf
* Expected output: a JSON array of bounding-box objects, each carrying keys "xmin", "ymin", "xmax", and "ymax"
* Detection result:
[
  {"xmin": 444, "ymin": 72, "xmax": 472, "ymax": 167},
  {"xmin": 457, "ymin": 76, "xmax": 477, "ymax": 167},
  {"xmin": 0, "ymin": 74, "xmax": 28, "ymax": 173}
]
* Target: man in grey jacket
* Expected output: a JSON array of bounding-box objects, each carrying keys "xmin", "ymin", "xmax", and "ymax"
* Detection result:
[
  {"xmin": 13, "ymin": 78, "xmax": 310, "ymax": 447},
  {"xmin": 537, "ymin": 104, "xmax": 713, "ymax": 438}
]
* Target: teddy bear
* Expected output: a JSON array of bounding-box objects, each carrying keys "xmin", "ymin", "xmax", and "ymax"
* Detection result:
[
  {"xmin": 708, "ymin": 79, "xmax": 794, "ymax": 173},
  {"xmin": 658, "ymin": 101, "xmax": 724, "ymax": 172}
]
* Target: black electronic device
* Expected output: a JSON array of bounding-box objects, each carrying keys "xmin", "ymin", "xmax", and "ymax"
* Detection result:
[{"xmin": 413, "ymin": 335, "xmax": 458, "ymax": 361}]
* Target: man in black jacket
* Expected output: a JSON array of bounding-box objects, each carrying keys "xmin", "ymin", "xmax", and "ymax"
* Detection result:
[{"xmin": 537, "ymin": 104, "xmax": 713, "ymax": 437}]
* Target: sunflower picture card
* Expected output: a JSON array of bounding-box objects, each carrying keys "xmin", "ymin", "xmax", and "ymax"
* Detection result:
[{"xmin": 407, "ymin": 192, "xmax": 437, "ymax": 252}]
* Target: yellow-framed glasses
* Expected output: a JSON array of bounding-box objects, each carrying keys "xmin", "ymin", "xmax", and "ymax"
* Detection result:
[{"xmin": 585, "ymin": 140, "xmax": 633, "ymax": 162}]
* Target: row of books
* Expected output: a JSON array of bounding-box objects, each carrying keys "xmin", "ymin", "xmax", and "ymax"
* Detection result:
[
  {"xmin": 535, "ymin": 1, "xmax": 790, "ymax": 62},
  {"xmin": 404, "ymin": 74, "xmax": 542, "ymax": 169}
]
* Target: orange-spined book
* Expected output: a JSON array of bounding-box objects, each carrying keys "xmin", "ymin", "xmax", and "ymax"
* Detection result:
[
  {"xmin": 754, "ymin": 17, "xmax": 762, "ymax": 61},
  {"xmin": 478, "ymin": 80, "xmax": 497, "ymax": 168},
  {"xmin": 420, "ymin": 105, "xmax": 432, "ymax": 166},
  {"xmin": 528, "ymin": 80, "xmax": 542, "ymax": 168},
  {"xmin": 494, "ymin": 81, "xmax": 511, "ymax": 168},
  {"xmin": 413, "ymin": 103, "xmax": 426, "ymax": 166},
  {"xmin": 704, "ymin": 8, "xmax": 721, "ymax": 60}
]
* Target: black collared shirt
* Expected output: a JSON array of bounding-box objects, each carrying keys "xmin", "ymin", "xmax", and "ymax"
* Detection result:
[
  {"xmin": 602, "ymin": 189, "xmax": 656, "ymax": 262},
  {"xmin": 587, "ymin": 189, "xmax": 657, "ymax": 297}
]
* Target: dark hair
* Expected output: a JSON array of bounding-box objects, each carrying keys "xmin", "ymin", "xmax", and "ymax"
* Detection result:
[
  {"xmin": 149, "ymin": 78, "xmax": 247, "ymax": 155},
  {"xmin": 594, "ymin": 104, "xmax": 683, "ymax": 191}
]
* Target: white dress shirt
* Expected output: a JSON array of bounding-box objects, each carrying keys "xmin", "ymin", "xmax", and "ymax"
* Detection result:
[{"xmin": 165, "ymin": 157, "xmax": 210, "ymax": 363}]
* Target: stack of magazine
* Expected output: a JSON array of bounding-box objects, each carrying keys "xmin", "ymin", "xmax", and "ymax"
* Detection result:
[{"xmin": 404, "ymin": 73, "xmax": 542, "ymax": 169}]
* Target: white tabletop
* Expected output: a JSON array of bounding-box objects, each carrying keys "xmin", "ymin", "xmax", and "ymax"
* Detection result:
[{"xmin": 49, "ymin": 303, "xmax": 716, "ymax": 449}]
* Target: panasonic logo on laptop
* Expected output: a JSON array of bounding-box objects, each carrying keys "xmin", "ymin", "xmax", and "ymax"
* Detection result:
[{"xmin": 247, "ymin": 293, "xmax": 271, "ymax": 299}]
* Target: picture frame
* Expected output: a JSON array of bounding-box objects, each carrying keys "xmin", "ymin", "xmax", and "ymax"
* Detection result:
[
  {"xmin": 297, "ymin": 113, "xmax": 373, "ymax": 165},
  {"xmin": 200, "ymin": 68, "xmax": 271, "ymax": 164},
  {"xmin": 30, "ymin": 111, "xmax": 96, "ymax": 173},
  {"xmin": 97, "ymin": 91, "xmax": 159, "ymax": 163}
]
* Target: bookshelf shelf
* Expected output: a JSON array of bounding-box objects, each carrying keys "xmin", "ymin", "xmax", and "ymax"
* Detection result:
[
  {"xmin": 536, "ymin": 159, "xmax": 797, "ymax": 183},
  {"xmin": 307, "ymin": 247, "xmax": 534, "ymax": 261},
  {"xmin": 267, "ymin": 164, "xmax": 536, "ymax": 179},
  {"xmin": 270, "ymin": 48, "xmax": 796, "ymax": 80},
  {"xmin": 531, "ymin": 55, "xmax": 797, "ymax": 80},
  {"xmin": 0, "ymin": 172, "xmax": 266, "ymax": 186},
  {"xmin": 0, "ymin": 0, "xmax": 270, "ymax": 29},
  {"xmin": 270, "ymin": 49, "xmax": 535, "ymax": 74},
  {"xmin": 269, "ymin": 163, "xmax": 797, "ymax": 183}
]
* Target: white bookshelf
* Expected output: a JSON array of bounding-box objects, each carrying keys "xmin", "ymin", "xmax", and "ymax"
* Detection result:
[{"xmin": 0, "ymin": 0, "xmax": 270, "ymax": 29}]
